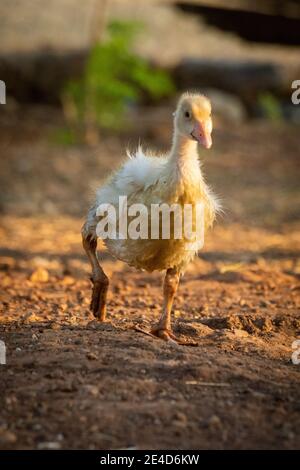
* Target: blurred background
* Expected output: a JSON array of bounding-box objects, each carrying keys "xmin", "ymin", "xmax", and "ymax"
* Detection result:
[
  {"xmin": 0, "ymin": 0, "xmax": 299, "ymax": 222},
  {"xmin": 1, "ymin": 0, "xmax": 300, "ymax": 451}
]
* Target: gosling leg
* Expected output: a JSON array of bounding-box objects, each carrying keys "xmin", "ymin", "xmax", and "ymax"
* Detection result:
[
  {"xmin": 151, "ymin": 267, "xmax": 180, "ymax": 342},
  {"xmin": 82, "ymin": 231, "xmax": 109, "ymax": 321}
]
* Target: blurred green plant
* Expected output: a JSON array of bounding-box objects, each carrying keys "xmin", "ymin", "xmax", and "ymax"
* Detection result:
[
  {"xmin": 62, "ymin": 20, "xmax": 174, "ymax": 142},
  {"xmin": 50, "ymin": 127, "xmax": 79, "ymax": 147},
  {"xmin": 258, "ymin": 92, "xmax": 282, "ymax": 122}
]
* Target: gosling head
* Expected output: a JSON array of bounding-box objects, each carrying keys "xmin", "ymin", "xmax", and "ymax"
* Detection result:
[{"xmin": 174, "ymin": 92, "xmax": 212, "ymax": 149}]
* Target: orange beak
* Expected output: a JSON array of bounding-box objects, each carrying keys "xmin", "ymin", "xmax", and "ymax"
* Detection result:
[{"xmin": 191, "ymin": 121, "xmax": 212, "ymax": 149}]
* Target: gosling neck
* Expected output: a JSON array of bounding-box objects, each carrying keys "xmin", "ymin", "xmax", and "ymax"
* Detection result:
[{"xmin": 170, "ymin": 128, "xmax": 198, "ymax": 164}]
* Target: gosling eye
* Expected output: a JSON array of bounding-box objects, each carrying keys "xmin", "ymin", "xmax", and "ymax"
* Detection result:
[{"xmin": 184, "ymin": 110, "xmax": 191, "ymax": 119}]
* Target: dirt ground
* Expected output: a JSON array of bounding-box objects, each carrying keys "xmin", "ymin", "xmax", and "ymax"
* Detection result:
[{"xmin": 0, "ymin": 106, "xmax": 300, "ymax": 449}]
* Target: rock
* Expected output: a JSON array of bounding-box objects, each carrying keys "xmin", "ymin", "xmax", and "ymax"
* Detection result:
[
  {"xmin": 208, "ymin": 415, "xmax": 222, "ymax": 429},
  {"xmin": 232, "ymin": 328, "xmax": 249, "ymax": 338},
  {"xmin": 5, "ymin": 396, "xmax": 18, "ymax": 407},
  {"xmin": 175, "ymin": 321, "xmax": 214, "ymax": 337},
  {"xmin": 86, "ymin": 352, "xmax": 98, "ymax": 361},
  {"xmin": 30, "ymin": 267, "xmax": 49, "ymax": 283},
  {"xmin": 173, "ymin": 411, "xmax": 188, "ymax": 427},
  {"xmin": 61, "ymin": 276, "xmax": 75, "ymax": 286},
  {"xmin": 82, "ymin": 384, "xmax": 99, "ymax": 396},
  {"xmin": 0, "ymin": 429, "xmax": 17, "ymax": 444}
]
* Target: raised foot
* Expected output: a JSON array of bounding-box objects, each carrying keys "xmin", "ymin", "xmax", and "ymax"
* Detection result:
[
  {"xmin": 134, "ymin": 325, "xmax": 198, "ymax": 347},
  {"xmin": 90, "ymin": 278, "xmax": 108, "ymax": 321}
]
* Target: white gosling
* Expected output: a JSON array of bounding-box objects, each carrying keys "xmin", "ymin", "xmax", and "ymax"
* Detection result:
[{"xmin": 82, "ymin": 92, "xmax": 220, "ymax": 343}]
